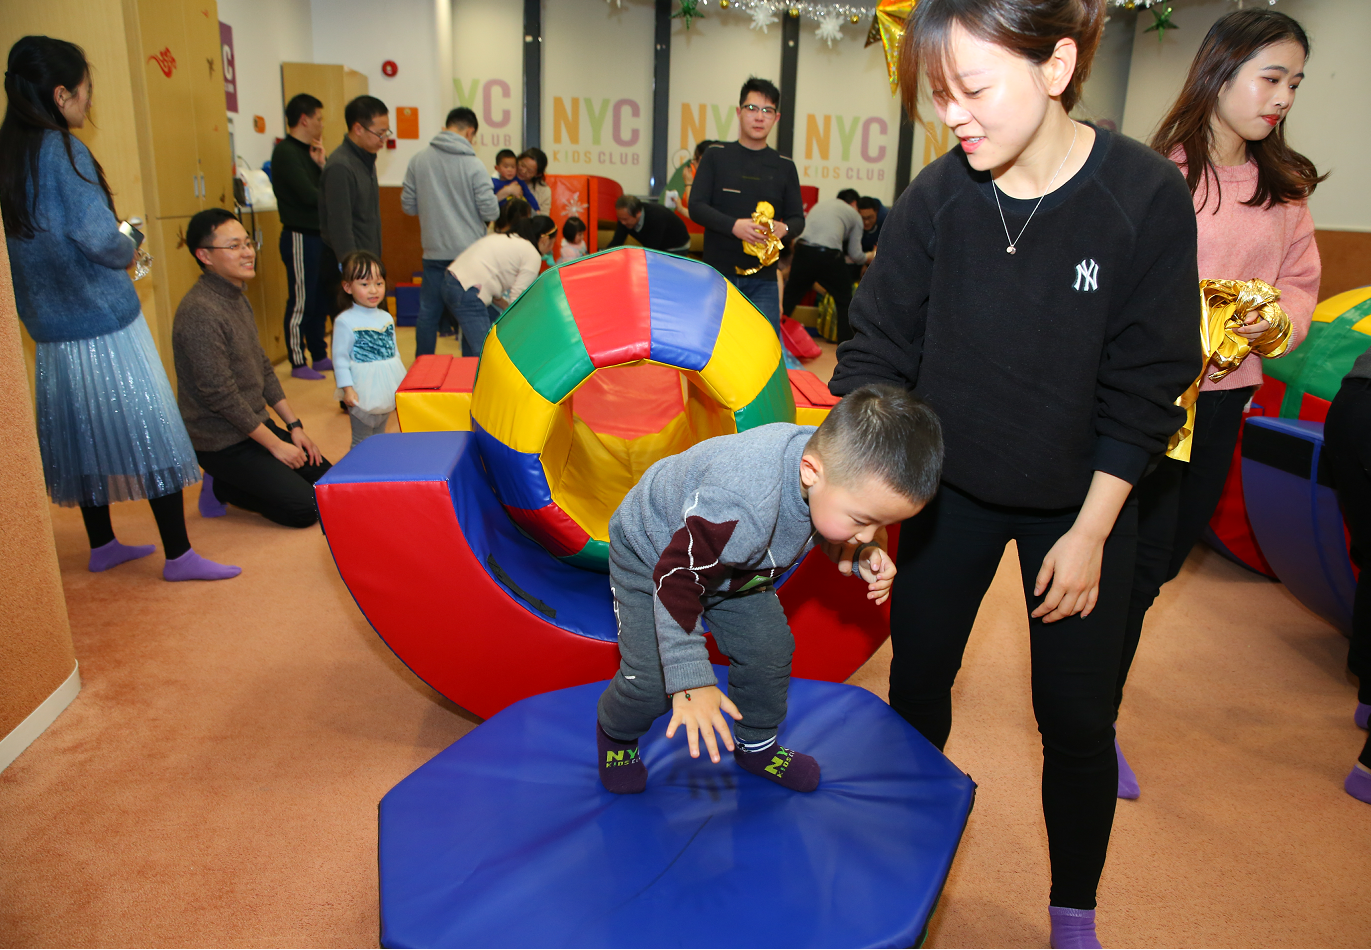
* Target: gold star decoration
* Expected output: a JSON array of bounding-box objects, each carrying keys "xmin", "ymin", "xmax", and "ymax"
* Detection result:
[{"xmin": 866, "ymin": 0, "xmax": 917, "ymax": 94}]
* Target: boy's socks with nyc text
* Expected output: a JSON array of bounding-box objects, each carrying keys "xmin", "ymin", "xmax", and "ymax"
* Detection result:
[{"xmin": 597, "ymin": 721, "xmax": 647, "ymax": 794}]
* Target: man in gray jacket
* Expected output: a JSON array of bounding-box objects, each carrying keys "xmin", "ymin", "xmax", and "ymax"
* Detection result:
[
  {"xmin": 319, "ymin": 95, "xmax": 388, "ymax": 317},
  {"xmin": 402, "ymin": 107, "xmax": 500, "ymax": 357}
]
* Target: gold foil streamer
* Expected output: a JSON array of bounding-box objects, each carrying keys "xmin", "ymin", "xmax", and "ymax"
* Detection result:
[
  {"xmin": 735, "ymin": 201, "xmax": 783, "ymax": 276},
  {"xmin": 1167, "ymin": 277, "xmax": 1293, "ymax": 461},
  {"xmin": 865, "ymin": 0, "xmax": 917, "ymax": 94}
]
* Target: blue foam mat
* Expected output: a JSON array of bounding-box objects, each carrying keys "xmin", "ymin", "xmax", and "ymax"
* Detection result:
[{"xmin": 379, "ymin": 670, "xmax": 975, "ymax": 948}]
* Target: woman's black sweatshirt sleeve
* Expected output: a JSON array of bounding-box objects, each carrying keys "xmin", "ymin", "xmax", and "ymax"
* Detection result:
[{"xmin": 1091, "ymin": 175, "xmax": 1202, "ymax": 484}]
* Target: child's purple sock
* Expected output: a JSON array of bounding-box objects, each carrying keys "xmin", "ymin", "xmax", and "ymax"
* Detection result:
[
  {"xmin": 734, "ymin": 739, "xmax": 820, "ymax": 792},
  {"xmin": 597, "ymin": 722, "xmax": 647, "ymax": 794},
  {"xmin": 162, "ymin": 549, "xmax": 241, "ymax": 582},
  {"xmin": 89, "ymin": 539, "xmax": 155, "ymax": 573},
  {"xmin": 1049, "ymin": 906, "xmax": 1101, "ymax": 950},
  {"xmin": 198, "ymin": 474, "xmax": 227, "ymax": 518},
  {"xmin": 1346, "ymin": 764, "xmax": 1371, "ymax": 805},
  {"xmin": 1116, "ymin": 738, "xmax": 1139, "ymax": 800},
  {"xmin": 1355, "ymin": 703, "xmax": 1370, "ymax": 731}
]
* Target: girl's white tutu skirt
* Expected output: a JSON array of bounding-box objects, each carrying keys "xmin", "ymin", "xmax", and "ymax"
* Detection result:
[
  {"xmin": 34, "ymin": 313, "xmax": 200, "ymax": 507},
  {"xmin": 337, "ymin": 354, "xmax": 407, "ymax": 416}
]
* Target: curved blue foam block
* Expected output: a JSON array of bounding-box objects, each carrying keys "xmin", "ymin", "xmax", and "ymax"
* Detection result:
[
  {"xmin": 379, "ymin": 670, "xmax": 976, "ymax": 949},
  {"xmin": 1241, "ymin": 416, "xmax": 1356, "ymax": 634}
]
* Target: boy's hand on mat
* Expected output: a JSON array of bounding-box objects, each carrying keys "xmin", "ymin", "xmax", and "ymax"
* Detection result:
[
  {"xmin": 861, "ymin": 546, "xmax": 896, "ymax": 606},
  {"xmin": 1031, "ymin": 528, "xmax": 1105, "ymax": 623},
  {"xmin": 666, "ymin": 686, "xmax": 741, "ymax": 763},
  {"xmin": 342, "ymin": 386, "xmax": 359, "ymax": 408}
]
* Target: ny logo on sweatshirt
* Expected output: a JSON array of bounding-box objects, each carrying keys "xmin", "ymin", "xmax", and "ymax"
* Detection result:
[{"xmin": 1073, "ymin": 258, "xmax": 1099, "ymax": 293}]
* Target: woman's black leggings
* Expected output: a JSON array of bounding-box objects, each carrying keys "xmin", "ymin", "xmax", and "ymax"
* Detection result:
[
  {"xmin": 890, "ymin": 483, "xmax": 1138, "ymax": 910},
  {"xmin": 80, "ymin": 491, "xmax": 191, "ymax": 560},
  {"xmin": 1118, "ymin": 387, "xmax": 1254, "ymax": 714},
  {"xmin": 1324, "ymin": 377, "xmax": 1371, "ymax": 769}
]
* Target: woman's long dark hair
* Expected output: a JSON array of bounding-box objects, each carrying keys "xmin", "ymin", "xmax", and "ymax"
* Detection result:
[
  {"xmin": 514, "ymin": 215, "xmax": 556, "ymax": 251},
  {"xmin": 0, "ymin": 36, "xmax": 115, "ymax": 239},
  {"xmin": 1151, "ymin": 9, "xmax": 1326, "ymax": 211}
]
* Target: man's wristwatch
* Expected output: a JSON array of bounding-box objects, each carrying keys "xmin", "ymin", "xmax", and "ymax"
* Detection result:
[{"xmin": 286, "ymin": 420, "xmax": 304, "ymax": 432}]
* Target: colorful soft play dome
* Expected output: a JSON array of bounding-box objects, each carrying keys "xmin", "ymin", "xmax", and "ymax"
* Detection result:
[
  {"xmin": 1262, "ymin": 285, "xmax": 1371, "ymax": 417},
  {"xmin": 470, "ymin": 247, "xmax": 796, "ymax": 572}
]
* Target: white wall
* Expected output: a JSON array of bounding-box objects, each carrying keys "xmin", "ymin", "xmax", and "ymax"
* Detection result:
[
  {"xmin": 217, "ymin": 0, "xmax": 313, "ymax": 170},
  {"xmin": 452, "ymin": 0, "xmax": 523, "ymax": 172},
  {"xmin": 1121, "ymin": 0, "xmax": 1371, "ymax": 231},
  {"xmin": 310, "ymin": 0, "xmax": 449, "ymax": 186}
]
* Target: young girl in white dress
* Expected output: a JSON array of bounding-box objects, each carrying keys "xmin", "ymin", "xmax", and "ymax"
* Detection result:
[{"xmin": 332, "ymin": 251, "xmax": 408, "ymax": 448}]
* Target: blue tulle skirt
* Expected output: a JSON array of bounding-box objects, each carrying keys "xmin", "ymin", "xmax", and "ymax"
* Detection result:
[{"xmin": 34, "ymin": 313, "xmax": 200, "ymax": 507}]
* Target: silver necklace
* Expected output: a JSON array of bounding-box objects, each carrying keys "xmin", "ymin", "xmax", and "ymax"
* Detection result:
[{"xmin": 993, "ymin": 122, "xmax": 1078, "ymax": 255}]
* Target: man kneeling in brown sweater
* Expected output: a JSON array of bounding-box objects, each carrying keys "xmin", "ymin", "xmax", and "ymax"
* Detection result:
[{"xmin": 173, "ymin": 209, "xmax": 331, "ymax": 527}]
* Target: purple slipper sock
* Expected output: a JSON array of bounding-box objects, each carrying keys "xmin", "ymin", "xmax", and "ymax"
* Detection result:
[
  {"xmin": 1355, "ymin": 703, "xmax": 1370, "ymax": 731},
  {"xmin": 598, "ymin": 722, "xmax": 647, "ymax": 793},
  {"xmin": 1116, "ymin": 738, "xmax": 1139, "ymax": 800},
  {"xmin": 89, "ymin": 539, "xmax": 155, "ymax": 573},
  {"xmin": 734, "ymin": 741, "xmax": 820, "ymax": 792},
  {"xmin": 162, "ymin": 549, "xmax": 241, "ymax": 582},
  {"xmin": 1346, "ymin": 764, "xmax": 1371, "ymax": 805},
  {"xmin": 198, "ymin": 474, "xmax": 227, "ymax": 518},
  {"xmin": 1049, "ymin": 906, "xmax": 1101, "ymax": 950},
  {"xmin": 312, "ymin": 357, "xmax": 333, "ymax": 372},
  {"xmin": 291, "ymin": 365, "xmax": 325, "ymax": 380}
]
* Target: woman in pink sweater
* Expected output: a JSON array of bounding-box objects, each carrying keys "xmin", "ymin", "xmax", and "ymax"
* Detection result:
[{"xmin": 1114, "ymin": 9, "xmax": 1325, "ymax": 798}]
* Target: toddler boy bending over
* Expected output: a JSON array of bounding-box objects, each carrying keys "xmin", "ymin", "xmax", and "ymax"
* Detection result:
[{"xmin": 597, "ymin": 384, "xmax": 943, "ymax": 794}]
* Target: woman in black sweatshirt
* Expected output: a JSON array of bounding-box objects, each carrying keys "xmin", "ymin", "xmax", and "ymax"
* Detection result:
[{"xmin": 828, "ymin": 1, "xmax": 1200, "ymax": 945}]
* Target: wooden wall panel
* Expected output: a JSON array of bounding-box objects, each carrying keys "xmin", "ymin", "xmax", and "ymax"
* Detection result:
[
  {"xmin": 1314, "ymin": 230, "xmax": 1371, "ymax": 299},
  {"xmin": 379, "ymin": 186, "xmax": 424, "ymax": 288}
]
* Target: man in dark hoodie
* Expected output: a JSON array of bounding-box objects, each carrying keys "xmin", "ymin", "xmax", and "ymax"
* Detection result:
[
  {"xmin": 319, "ymin": 95, "xmax": 388, "ymax": 317},
  {"xmin": 402, "ymin": 107, "xmax": 500, "ymax": 357}
]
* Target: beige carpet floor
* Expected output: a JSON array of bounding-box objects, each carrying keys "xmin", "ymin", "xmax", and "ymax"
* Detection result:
[{"xmin": 1, "ymin": 329, "xmax": 1368, "ymax": 948}]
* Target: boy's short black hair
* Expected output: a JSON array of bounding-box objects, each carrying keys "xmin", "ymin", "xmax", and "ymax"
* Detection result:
[
  {"xmin": 446, "ymin": 106, "xmax": 478, "ymax": 131},
  {"xmin": 186, "ymin": 208, "xmax": 243, "ymax": 271},
  {"xmin": 344, "ymin": 95, "xmax": 388, "ymax": 132},
  {"xmin": 614, "ymin": 194, "xmax": 642, "ymax": 216},
  {"xmin": 739, "ymin": 77, "xmax": 781, "ymax": 109},
  {"xmin": 806, "ymin": 385, "xmax": 943, "ymax": 503},
  {"xmin": 856, "ymin": 196, "xmax": 881, "ymax": 212},
  {"xmin": 285, "ymin": 93, "xmax": 322, "ymax": 128},
  {"xmin": 836, "ymin": 188, "xmax": 860, "ymax": 204},
  {"xmin": 562, "ymin": 216, "xmax": 587, "ymax": 243},
  {"xmin": 495, "ymin": 149, "xmax": 517, "ymax": 165}
]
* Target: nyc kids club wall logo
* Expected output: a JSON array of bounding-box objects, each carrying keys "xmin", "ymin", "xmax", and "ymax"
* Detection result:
[
  {"xmin": 454, "ymin": 77, "xmax": 518, "ymax": 150},
  {"xmin": 800, "ymin": 113, "xmax": 892, "ymax": 184},
  {"xmin": 549, "ymin": 96, "xmax": 645, "ymax": 168}
]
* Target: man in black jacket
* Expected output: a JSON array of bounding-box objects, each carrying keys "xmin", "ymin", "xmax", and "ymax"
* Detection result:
[
  {"xmin": 319, "ymin": 95, "xmax": 388, "ymax": 317},
  {"xmin": 687, "ymin": 77, "xmax": 804, "ymax": 335},
  {"xmin": 271, "ymin": 93, "xmax": 331, "ymax": 379},
  {"xmin": 607, "ymin": 195, "xmax": 690, "ymax": 253}
]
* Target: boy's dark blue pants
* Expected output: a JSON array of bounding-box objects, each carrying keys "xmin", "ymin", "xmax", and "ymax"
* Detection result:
[{"xmin": 596, "ymin": 522, "xmax": 795, "ymax": 745}]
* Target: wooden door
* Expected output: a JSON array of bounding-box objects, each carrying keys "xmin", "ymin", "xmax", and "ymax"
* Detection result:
[
  {"xmin": 183, "ymin": 0, "xmax": 232, "ymax": 210},
  {"xmin": 136, "ymin": 0, "xmax": 200, "ymax": 218},
  {"xmin": 282, "ymin": 62, "xmax": 345, "ymax": 155},
  {"xmin": 249, "ymin": 211, "xmax": 289, "ymax": 364}
]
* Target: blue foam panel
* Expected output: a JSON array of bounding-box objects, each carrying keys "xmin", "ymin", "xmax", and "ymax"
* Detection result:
[
  {"xmin": 1242, "ymin": 416, "xmax": 1356, "ymax": 633},
  {"xmin": 379, "ymin": 670, "xmax": 975, "ymax": 949}
]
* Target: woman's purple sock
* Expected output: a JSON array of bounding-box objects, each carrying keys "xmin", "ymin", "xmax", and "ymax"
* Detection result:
[
  {"xmin": 734, "ymin": 742, "xmax": 820, "ymax": 792},
  {"xmin": 1049, "ymin": 906, "xmax": 1101, "ymax": 950},
  {"xmin": 198, "ymin": 474, "xmax": 227, "ymax": 518},
  {"xmin": 597, "ymin": 722, "xmax": 647, "ymax": 794},
  {"xmin": 162, "ymin": 549, "xmax": 241, "ymax": 582},
  {"xmin": 89, "ymin": 539, "xmax": 155, "ymax": 572},
  {"xmin": 1355, "ymin": 703, "xmax": 1370, "ymax": 731},
  {"xmin": 1346, "ymin": 765, "xmax": 1371, "ymax": 805},
  {"xmin": 1116, "ymin": 738, "xmax": 1139, "ymax": 800}
]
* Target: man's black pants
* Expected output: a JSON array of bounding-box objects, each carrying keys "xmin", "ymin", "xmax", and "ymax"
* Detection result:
[
  {"xmin": 196, "ymin": 421, "xmax": 331, "ymax": 528},
  {"xmin": 281, "ymin": 228, "xmax": 327, "ymax": 367},
  {"xmin": 1324, "ymin": 377, "xmax": 1371, "ymax": 769},
  {"xmin": 890, "ymin": 483, "xmax": 1138, "ymax": 910},
  {"xmin": 782, "ymin": 243, "xmax": 854, "ymax": 342}
]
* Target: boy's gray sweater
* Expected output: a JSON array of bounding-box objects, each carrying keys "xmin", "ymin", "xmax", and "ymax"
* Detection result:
[
  {"xmin": 611, "ymin": 423, "xmax": 818, "ymax": 694},
  {"xmin": 400, "ymin": 131, "xmax": 500, "ymax": 261}
]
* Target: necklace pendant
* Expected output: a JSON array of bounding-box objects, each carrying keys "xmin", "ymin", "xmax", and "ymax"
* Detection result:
[{"xmin": 1006, "ymin": 245, "xmax": 1016, "ymax": 255}]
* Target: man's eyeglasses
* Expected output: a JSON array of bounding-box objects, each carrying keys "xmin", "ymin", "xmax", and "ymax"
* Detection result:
[
  {"xmin": 741, "ymin": 104, "xmax": 778, "ymax": 115},
  {"xmin": 204, "ymin": 239, "xmax": 261, "ymax": 253},
  {"xmin": 362, "ymin": 124, "xmax": 393, "ymax": 139}
]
